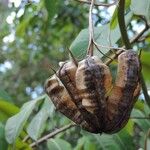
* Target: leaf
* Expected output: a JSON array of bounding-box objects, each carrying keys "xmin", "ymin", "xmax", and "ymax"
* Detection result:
[
  {"xmin": 123, "ymin": 120, "xmax": 134, "ymax": 135},
  {"xmin": 0, "ymin": 89, "xmax": 12, "ymax": 102},
  {"xmin": 5, "ymin": 95, "xmax": 45, "ymax": 144},
  {"xmin": 114, "ymin": 129, "xmax": 135, "ymax": 150},
  {"xmin": 131, "ymin": 0, "xmax": 150, "ymax": 23},
  {"xmin": 84, "ymin": 139, "xmax": 96, "ymax": 150},
  {"xmin": 0, "ymin": 122, "xmax": 8, "ymax": 150},
  {"xmin": 47, "ymin": 138, "xmax": 72, "ymax": 150},
  {"xmin": 8, "ymin": 139, "xmax": 32, "ymax": 150},
  {"xmin": 141, "ymin": 51, "xmax": 150, "ymax": 82},
  {"xmin": 44, "ymin": 0, "xmax": 60, "ymax": 21},
  {"xmin": 74, "ymin": 137, "xmax": 85, "ymax": 150},
  {"xmin": 134, "ymin": 100, "xmax": 145, "ymax": 112},
  {"xmin": 0, "ymin": 99, "xmax": 19, "ymax": 121},
  {"xmin": 74, "ymin": 136, "xmax": 96, "ymax": 150},
  {"xmin": 16, "ymin": 14, "xmax": 34, "ymax": 37},
  {"xmin": 110, "ymin": 0, "xmax": 131, "ymax": 29},
  {"xmin": 93, "ymin": 134, "xmax": 121, "ymax": 150},
  {"xmin": 131, "ymin": 109, "xmax": 150, "ymax": 132},
  {"xmin": 110, "ymin": 8, "xmax": 118, "ymax": 30},
  {"xmin": 70, "ymin": 11, "xmax": 133, "ymax": 60},
  {"xmin": 27, "ymin": 98, "xmax": 52, "ymax": 140}
]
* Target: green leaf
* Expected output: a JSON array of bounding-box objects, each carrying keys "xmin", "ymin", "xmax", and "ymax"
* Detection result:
[
  {"xmin": 131, "ymin": 109, "xmax": 150, "ymax": 132},
  {"xmin": 27, "ymin": 99, "xmax": 52, "ymax": 140},
  {"xmin": 70, "ymin": 11, "xmax": 133, "ymax": 60},
  {"xmin": 74, "ymin": 136, "xmax": 96, "ymax": 150},
  {"xmin": 0, "ymin": 122, "xmax": 8, "ymax": 150},
  {"xmin": 123, "ymin": 120, "xmax": 134, "ymax": 135},
  {"xmin": 93, "ymin": 134, "xmax": 121, "ymax": 150},
  {"xmin": 0, "ymin": 99, "xmax": 19, "ymax": 121},
  {"xmin": 141, "ymin": 51, "xmax": 150, "ymax": 82},
  {"xmin": 110, "ymin": 0, "xmax": 131, "ymax": 29},
  {"xmin": 74, "ymin": 137, "xmax": 85, "ymax": 150},
  {"xmin": 134, "ymin": 100, "xmax": 145, "ymax": 112},
  {"xmin": 144, "ymin": 104, "xmax": 150, "ymax": 116},
  {"xmin": 5, "ymin": 95, "xmax": 45, "ymax": 144},
  {"xmin": 110, "ymin": 8, "xmax": 118, "ymax": 30},
  {"xmin": 7, "ymin": 138, "xmax": 32, "ymax": 150},
  {"xmin": 131, "ymin": 0, "xmax": 150, "ymax": 23},
  {"xmin": 44, "ymin": 0, "xmax": 60, "ymax": 21},
  {"xmin": 113, "ymin": 121, "xmax": 135, "ymax": 149},
  {"xmin": 47, "ymin": 138, "xmax": 72, "ymax": 150},
  {"xmin": 84, "ymin": 139, "xmax": 96, "ymax": 150},
  {"xmin": 16, "ymin": 14, "xmax": 34, "ymax": 37},
  {"xmin": 0, "ymin": 89, "xmax": 12, "ymax": 102}
]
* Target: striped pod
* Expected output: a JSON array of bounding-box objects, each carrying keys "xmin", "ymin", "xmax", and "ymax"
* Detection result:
[
  {"xmin": 45, "ymin": 50, "xmax": 140, "ymax": 134},
  {"xmin": 104, "ymin": 51, "xmax": 140, "ymax": 133},
  {"xmin": 76, "ymin": 56, "xmax": 112, "ymax": 131},
  {"xmin": 58, "ymin": 61, "xmax": 99, "ymax": 132},
  {"xmin": 44, "ymin": 74, "xmax": 95, "ymax": 132}
]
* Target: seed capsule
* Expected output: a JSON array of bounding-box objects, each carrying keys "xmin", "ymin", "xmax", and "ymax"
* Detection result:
[
  {"xmin": 45, "ymin": 74, "xmax": 95, "ymax": 132},
  {"xmin": 104, "ymin": 51, "xmax": 140, "ymax": 133},
  {"xmin": 76, "ymin": 56, "xmax": 112, "ymax": 131},
  {"xmin": 58, "ymin": 61, "xmax": 99, "ymax": 132}
]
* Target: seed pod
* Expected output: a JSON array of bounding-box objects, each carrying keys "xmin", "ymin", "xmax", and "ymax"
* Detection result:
[
  {"xmin": 45, "ymin": 74, "xmax": 95, "ymax": 132},
  {"xmin": 58, "ymin": 61, "xmax": 99, "ymax": 132},
  {"xmin": 104, "ymin": 51, "xmax": 140, "ymax": 133},
  {"xmin": 76, "ymin": 56, "xmax": 112, "ymax": 131}
]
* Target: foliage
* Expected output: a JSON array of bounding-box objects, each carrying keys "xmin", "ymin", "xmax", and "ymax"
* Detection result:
[{"xmin": 0, "ymin": 0, "xmax": 150, "ymax": 150}]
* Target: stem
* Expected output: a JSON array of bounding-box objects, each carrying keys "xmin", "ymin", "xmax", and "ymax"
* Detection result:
[
  {"xmin": 87, "ymin": 0, "xmax": 95, "ymax": 56},
  {"xmin": 105, "ymin": 25, "xmax": 149, "ymax": 65},
  {"xmin": 140, "ymin": 75, "xmax": 150, "ymax": 107},
  {"xmin": 30, "ymin": 123, "xmax": 76, "ymax": 148},
  {"xmin": 118, "ymin": 0, "xmax": 131, "ymax": 49}
]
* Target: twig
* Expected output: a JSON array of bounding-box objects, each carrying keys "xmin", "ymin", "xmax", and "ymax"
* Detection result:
[
  {"xmin": 86, "ymin": 0, "xmax": 125, "ymax": 56},
  {"xmin": 105, "ymin": 25, "xmax": 150, "ymax": 65},
  {"xmin": 87, "ymin": 0, "xmax": 95, "ymax": 56},
  {"xmin": 94, "ymin": 41, "xmax": 126, "ymax": 51},
  {"xmin": 23, "ymin": 135, "xmax": 30, "ymax": 142},
  {"xmin": 140, "ymin": 75, "xmax": 150, "ymax": 108},
  {"xmin": 130, "ymin": 25, "xmax": 150, "ymax": 44},
  {"xmin": 118, "ymin": 0, "xmax": 131, "ymax": 49},
  {"xmin": 30, "ymin": 123, "xmax": 76, "ymax": 148},
  {"xmin": 75, "ymin": 0, "xmax": 118, "ymax": 7}
]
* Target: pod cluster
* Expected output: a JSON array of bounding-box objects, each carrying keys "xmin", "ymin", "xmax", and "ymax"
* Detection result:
[{"xmin": 45, "ymin": 51, "xmax": 141, "ymax": 134}]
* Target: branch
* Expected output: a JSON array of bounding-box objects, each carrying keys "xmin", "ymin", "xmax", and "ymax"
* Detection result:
[
  {"xmin": 30, "ymin": 123, "xmax": 76, "ymax": 148},
  {"xmin": 117, "ymin": 0, "xmax": 131, "ymax": 49},
  {"xmin": 74, "ymin": 0, "xmax": 118, "ymax": 7},
  {"xmin": 140, "ymin": 75, "xmax": 150, "ymax": 108},
  {"xmin": 87, "ymin": 0, "xmax": 95, "ymax": 56},
  {"xmin": 105, "ymin": 25, "xmax": 150, "ymax": 65}
]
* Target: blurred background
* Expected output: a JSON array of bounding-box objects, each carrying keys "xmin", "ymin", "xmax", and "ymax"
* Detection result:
[{"xmin": 0, "ymin": 0, "xmax": 150, "ymax": 149}]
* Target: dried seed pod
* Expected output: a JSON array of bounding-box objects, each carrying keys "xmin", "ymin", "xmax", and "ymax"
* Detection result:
[
  {"xmin": 76, "ymin": 56, "xmax": 112, "ymax": 131},
  {"xmin": 104, "ymin": 51, "xmax": 140, "ymax": 133},
  {"xmin": 45, "ymin": 74, "xmax": 95, "ymax": 132},
  {"xmin": 58, "ymin": 61, "xmax": 99, "ymax": 132}
]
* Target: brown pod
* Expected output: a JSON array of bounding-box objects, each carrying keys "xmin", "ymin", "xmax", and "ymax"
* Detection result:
[
  {"xmin": 76, "ymin": 56, "xmax": 112, "ymax": 131},
  {"xmin": 44, "ymin": 74, "xmax": 95, "ymax": 132},
  {"xmin": 58, "ymin": 61, "xmax": 99, "ymax": 132},
  {"xmin": 104, "ymin": 51, "xmax": 140, "ymax": 133}
]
